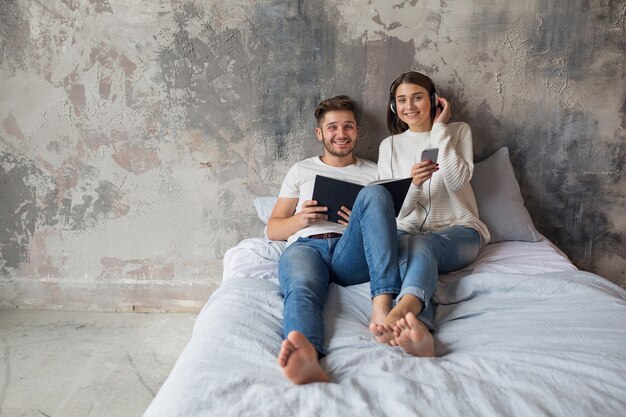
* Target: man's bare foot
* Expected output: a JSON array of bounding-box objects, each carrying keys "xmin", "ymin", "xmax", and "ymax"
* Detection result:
[
  {"xmin": 370, "ymin": 294, "xmax": 394, "ymax": 343},
  {"xmin": 393, "ymin": 312, "xmax": 435, "ymax": 357},
  {"xmin": 277, "ymin": 331, "xmax": 330, "ymax": 384}
]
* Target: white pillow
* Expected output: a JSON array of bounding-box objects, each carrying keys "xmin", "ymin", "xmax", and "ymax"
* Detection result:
[
  {"xmin": 254, "ymin": 196, "xmax": 278, "ymax": 224},
  {"xmin": 471, "ymin": 147, "xmax": 541, "ymax": 243}
]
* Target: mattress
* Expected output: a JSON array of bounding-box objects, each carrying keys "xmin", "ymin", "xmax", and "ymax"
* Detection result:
[{"xmin": 143, "ymin": 237, "xmax": 626, "ymax": 417}]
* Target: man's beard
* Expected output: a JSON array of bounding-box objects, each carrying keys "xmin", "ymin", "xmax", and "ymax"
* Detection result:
[{"xmin": 321, "ymin": 133, "xmax": 354, "ymax": 157}]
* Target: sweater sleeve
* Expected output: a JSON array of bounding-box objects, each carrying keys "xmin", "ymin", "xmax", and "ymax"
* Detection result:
[{"xmin": 430, "ymin": 122, "xmax": 474, "ymax": 192}]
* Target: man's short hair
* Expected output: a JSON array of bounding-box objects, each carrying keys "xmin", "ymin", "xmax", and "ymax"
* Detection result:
[{"xmin": 314, "ymin": 95, "xmax": 359, "ymax": 127}]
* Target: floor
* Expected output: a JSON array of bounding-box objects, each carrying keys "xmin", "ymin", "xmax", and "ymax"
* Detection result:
[{"xmin": 0, "ymin": 309, "xmax": 196, "ymax": 417}]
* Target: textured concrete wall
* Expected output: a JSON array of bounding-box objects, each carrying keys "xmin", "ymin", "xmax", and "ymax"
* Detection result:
[{"xmin": 1, "ymin": 0, "xmax": 624, "ymax": 311}]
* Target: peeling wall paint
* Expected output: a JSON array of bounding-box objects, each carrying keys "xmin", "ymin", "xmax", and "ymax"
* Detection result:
[{"xmin": 1, "ymin": 0, "xmax": 624, "ymax": 311}]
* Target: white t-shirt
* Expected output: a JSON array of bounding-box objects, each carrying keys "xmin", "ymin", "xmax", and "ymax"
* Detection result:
[{"xmin": 279, "ymin": 156, "xmax": 378, "ymax": 244}]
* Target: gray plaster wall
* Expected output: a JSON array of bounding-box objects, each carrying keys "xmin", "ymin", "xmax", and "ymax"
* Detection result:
[{"xmin": 1, "ymin": 0, "xmax": 624, "ymax": 311}]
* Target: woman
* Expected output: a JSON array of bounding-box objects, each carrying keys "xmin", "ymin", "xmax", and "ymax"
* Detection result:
[{"xmin": 369, "ymin": 71, "xmax": 490, "ymax": 357}]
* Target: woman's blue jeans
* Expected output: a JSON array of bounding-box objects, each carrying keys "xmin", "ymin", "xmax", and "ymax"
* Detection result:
[
  {"xmin": 279, "ymin": 185, "xmax": 401, "ymax": 354},
  {"xmin": 397, "ymin": 226, "xmax": 481, "ymax": 329}
]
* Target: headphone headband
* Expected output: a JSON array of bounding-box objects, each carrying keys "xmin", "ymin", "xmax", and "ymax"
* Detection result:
[{"xmin": 388, "ymin": 71, "xmax": 437, "ymax": 97}]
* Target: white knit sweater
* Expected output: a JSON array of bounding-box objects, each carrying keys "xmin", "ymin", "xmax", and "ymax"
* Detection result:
[{"xmin": 378, "ymin": 122, "xmax": 490, "ymax": 245}]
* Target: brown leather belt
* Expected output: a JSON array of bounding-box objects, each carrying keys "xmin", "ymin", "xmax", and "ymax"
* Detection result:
[{"xmin": 307, "ymin": 232, "xmax": 342, "ymax": 239}]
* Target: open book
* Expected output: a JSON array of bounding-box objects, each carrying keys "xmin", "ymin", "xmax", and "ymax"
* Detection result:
[{"xmin": 311, "ymin": 175, "xmax": 412, "ymax": 223}]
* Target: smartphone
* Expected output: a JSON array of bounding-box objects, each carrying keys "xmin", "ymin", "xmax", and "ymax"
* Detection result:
[{"xmin": 420, "ymin": 148, "xmax": 439, "ymax": 163}]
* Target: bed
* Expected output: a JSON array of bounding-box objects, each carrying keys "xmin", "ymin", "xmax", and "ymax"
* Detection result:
[{"xmin": 143, "ymin": 148, "xmax": 626, "ymax": 417}]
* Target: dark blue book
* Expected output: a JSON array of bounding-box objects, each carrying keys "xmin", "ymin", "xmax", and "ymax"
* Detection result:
[{"xmin": 311, "ymin": 175, "xmax": 412, "ymax": 223}]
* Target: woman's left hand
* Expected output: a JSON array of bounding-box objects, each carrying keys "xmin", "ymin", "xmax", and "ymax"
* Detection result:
[
  {"xmin": 338, "ymin": 206, "xmax": 351, "ymax": 225},
  {"xmin": 433, "ymin": 97, "xmax": 451, "ymax": 125}
]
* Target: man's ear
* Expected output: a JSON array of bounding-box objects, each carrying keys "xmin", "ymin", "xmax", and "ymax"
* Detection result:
[{"xmin": 315, "ymin": 127, "xmax": 323, "ymax": 142}]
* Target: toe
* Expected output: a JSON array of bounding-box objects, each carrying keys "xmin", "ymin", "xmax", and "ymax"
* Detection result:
[
  {"xmin": 398, "ymin": 317, "xmax": 407, "ymax": 329},
  {"xmin": 405, "ymin": 312, "xmax": 420, "ymax": 328},
  {"xmin": 369, "ymin": 322, "xmax": 382, "ymax": 336},
  {"xmin": 287, "ymin": 330, "xmax": 309, "ymax": 348}
]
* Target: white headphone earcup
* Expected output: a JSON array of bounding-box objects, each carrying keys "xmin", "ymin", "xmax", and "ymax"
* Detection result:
[{"xmin": 390, "ymin": 102, "xmax": 396, "ymax": 114}]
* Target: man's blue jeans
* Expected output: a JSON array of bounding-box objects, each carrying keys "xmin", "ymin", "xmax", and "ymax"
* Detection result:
[
  {"xmin": 278, "ymin": 185, "xmax": 401, "ymax": 354},
  {"xmin": 397, "ymin": 226, "xmax": 481, "ymax": 329}
]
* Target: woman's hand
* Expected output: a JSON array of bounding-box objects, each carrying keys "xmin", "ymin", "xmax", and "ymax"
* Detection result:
[
  {"xmin": 295, "ymin": 200, "xmax": 328, "ymax": 227},
  {"xmin": 337, "ymin": 206, "xmax": 351, "ymax": 226},
  {"xmin": 410, "ymin": 160, "xmax": 439, "ymax": 186},
  {"xmin": 433, "ymin": 97, "xmax": 451, "ymax": 125}
]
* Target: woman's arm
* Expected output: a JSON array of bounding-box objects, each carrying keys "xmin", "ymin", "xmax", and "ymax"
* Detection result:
[
  {"xmin": 430, "ymin": 98, "xmax": 474, "ymax": 192},
  {"xmin": 431, "ymin": 123, "xmax": 473, "ymax": 192}
]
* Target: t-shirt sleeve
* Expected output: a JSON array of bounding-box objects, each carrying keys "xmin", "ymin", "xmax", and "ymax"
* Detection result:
[{"xmin": 278, "ymin": 165, "xmax": 301, "ymax": 199}]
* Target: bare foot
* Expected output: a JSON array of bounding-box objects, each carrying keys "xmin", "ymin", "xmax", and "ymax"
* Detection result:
[
  {"xmin": 393, "ymin": 312, "xmax": 435, "ymax": 357},
  {"xmin": 277, "ymin": 331, "xmax": 330, "ymax": 384},
  {"xmin": 369, "ymin": 322, "xmax": 395, "ymax": 344},
  {"xmin": 371, "ymin": 294, "xmax": 423, "ymax": 344},
  {"xmin": 370, "ymin": 294, "xmax": 394, "ymax": 344}
]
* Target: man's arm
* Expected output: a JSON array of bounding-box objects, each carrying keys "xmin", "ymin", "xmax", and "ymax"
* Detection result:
[{"xmin": 266, "ymin": 197, "xmax": 328, "ymax": 241}]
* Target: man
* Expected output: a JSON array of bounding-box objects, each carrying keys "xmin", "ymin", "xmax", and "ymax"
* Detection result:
[{"xmin": 267, "ymin": 95, "xmax": 401, "ymax": 384}]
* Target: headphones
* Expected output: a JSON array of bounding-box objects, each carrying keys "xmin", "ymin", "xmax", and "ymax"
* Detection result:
[{"xmin": 389, "ymin": 71, "xmax": 439, "ymax": 120}]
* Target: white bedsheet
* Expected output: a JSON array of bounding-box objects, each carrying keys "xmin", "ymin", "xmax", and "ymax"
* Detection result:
[{"xmin": 144, "ymin": 238, "xmax": 626, "ymax": 417}]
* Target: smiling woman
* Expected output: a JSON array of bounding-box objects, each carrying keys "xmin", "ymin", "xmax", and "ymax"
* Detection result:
[
  {"xmin": 372, "ymin": 70, "xmax": 491, "ymax": 355},
  {"xmin": 387, "ymin": 71, "xmax": 440, "ymax": 134},
  {"xmin": 393, "ymin": 84, "xmax": 434, "ymax": 132}
]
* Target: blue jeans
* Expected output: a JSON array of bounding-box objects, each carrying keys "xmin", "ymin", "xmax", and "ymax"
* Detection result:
[
  {"xmin": 279, "ymin": 185, "xmax": 401, "ymax": 354},
  {"xmin": 397, "ymin": 226, "xmax": 481, "ymax": 329}
]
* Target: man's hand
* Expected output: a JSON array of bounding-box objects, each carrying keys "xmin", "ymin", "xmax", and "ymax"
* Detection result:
[
  {"xmin": 296, "ymin": 200, "xmax": 328, "ymax": 227},
  {"xmin": 337, "ymin": 206, "xmax": 351, "ymax": 226}
]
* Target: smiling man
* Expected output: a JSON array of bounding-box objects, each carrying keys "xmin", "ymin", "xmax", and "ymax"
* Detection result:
[{"xmin": 267, "ymin": 95, "xmax": 402, "ymax": 384}]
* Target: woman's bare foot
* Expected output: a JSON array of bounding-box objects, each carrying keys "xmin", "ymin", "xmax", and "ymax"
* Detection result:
[
  {"xmin": 369, "ymin": 322, "xmax": 395, "ymax": 344},
  {"xmin": 393, "ymin": 312, "xmax": 435, "ymax": 357},
  {"xmin": 371, "ymin": 294, "xmax": 423, "ymax": 344},
  {"xmin": 277, "ymin": 331, "xmax": 330, "ymax": 384},
  {"xmin": 370, "ymin": 294, "xmax": 394, "ymax": 343}
]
